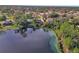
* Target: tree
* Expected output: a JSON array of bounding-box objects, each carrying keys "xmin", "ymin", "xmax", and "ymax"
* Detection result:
[
  {"xmin": 0, "ymin": 15, "xmax": 6, "ymax": 21},
  {"xmin": 54, "ymin": 21, "xmax": 76, "ymax": 52},
  {"xmin": 49, "ymin": 12, "xmax": 59, "ymax": 18}
]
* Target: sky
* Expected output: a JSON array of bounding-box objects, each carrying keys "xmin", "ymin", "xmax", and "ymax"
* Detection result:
[{"xmin": 0, "ymin": 0, "xmax": 79, "ymax": 6}]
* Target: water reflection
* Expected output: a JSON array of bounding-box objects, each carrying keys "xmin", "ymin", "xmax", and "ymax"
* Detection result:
[
  {"xmin": 0, "ymin": 29, "xmax": 50, "ymax": 52},
  {"xmin": 0, "ymin": 29, "xmax": 59, "ymax": 53}
]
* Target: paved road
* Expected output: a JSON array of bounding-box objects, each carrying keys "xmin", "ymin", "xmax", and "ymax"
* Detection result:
[{"xmin": 0, "ymin": 29, "xmax": 52, "ymax": 53}]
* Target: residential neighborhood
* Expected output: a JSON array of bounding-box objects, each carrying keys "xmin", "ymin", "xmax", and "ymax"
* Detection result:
[{"xmin": 0, "ymin": 6, "xmax": 79, "ymax": 53}]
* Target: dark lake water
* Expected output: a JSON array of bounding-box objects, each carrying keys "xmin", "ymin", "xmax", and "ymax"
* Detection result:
[{"xmin": 0, "ymin": 29, "xmax": 59, "ymax": 53}]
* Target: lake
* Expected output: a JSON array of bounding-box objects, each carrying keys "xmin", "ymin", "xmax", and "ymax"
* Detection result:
[{"xmin": 0, "ymin": 29, "xmax": 59, "ymax": 53}]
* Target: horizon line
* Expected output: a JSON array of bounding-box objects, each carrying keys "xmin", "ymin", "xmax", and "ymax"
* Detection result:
[{"xmin": 0, "ymin": 5, "xmax": 79, "ymax": 7}]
